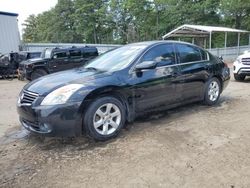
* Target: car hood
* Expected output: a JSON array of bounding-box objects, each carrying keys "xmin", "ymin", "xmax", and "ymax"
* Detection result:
[
  {"xmin": 20, "ymin": 58, "xmax": 46, "ymax": 65},
  {"xmin": 24, "ymin": 68, "xmax": 112, "ymax": 95},
  {"xmin": 237, "ymin": 52, "xmax": 250, "ymax": 59}
]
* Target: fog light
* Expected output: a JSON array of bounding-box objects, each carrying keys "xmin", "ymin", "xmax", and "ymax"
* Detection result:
[{"xmin": 39, "ymin": 123, "xmax": 50, "ymax": 132}]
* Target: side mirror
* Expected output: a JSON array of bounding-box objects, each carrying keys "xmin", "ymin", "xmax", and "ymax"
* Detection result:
[
  {"xmin": 135, "ymin": 61, "xmax": 157, "ymax": 71},
  {"xmin": 219, "ymin": 56, "xmax": 223, "ymax": 60},
  {"xmin": 52, "ymin": 54, "xmax": 57, "ymax": 59}
]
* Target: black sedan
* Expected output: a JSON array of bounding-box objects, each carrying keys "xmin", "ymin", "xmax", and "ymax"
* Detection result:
[{"xmin": 17, "ymin": 41, "xmax": 230, "ymax": 141}]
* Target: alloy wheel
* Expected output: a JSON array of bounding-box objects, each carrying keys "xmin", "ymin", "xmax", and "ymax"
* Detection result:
[
  {"xmin": 93, "ymin": 103, "xmax": 121, "ymax": 135},
  {"xmin": 208, "ymin": 81, "xmax": 219, "ymax": 101}
]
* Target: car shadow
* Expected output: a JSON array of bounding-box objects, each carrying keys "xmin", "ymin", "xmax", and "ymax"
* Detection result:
[
  {"xmin": 131, "ymin": 95, "xmax": 232, "ymax": 129},
  {"xmin": 231, "ymin": 77, "xmax": 250, "ymax": 83},
  {"xmin": 1, "ymin": 94, "xmax": 235, "ymax": 155}
]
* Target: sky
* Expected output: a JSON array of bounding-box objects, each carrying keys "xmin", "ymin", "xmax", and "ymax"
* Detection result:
[{"xmin": 0, "ymin": 0, "xmax": 58, "ymax": 34}]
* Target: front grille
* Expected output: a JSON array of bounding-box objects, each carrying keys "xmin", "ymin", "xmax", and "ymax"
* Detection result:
[
  {"xmin": 242, "ymin": 58, "xmax": 250, "ymax": 65},
  {"xmin": 21, "ymin": 90, "xmax": 39, "ymax": 105}
]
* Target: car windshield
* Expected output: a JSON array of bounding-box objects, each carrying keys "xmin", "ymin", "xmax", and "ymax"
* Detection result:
[{"xmin": 84, "ymin": 44, "xmax": 147, "ymax": 72}]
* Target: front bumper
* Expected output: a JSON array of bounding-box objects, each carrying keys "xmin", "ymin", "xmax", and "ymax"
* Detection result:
[
  {"xmin": 233, "ymin": 61, "xmax": 250, "ymax": 75},
  {"xmin": 17, "ymin": 101, "xmax": 83, "ymax": 137},
  {"xmin": 234, "ymin": 67, "xmax": 250, "ymax": 76},
  {"xmin": 18, "ymin": 67, "xmax": 33, "ymax": 80}
]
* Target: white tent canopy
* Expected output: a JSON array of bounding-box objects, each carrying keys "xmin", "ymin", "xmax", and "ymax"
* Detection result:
[{"xmin": 162, "ymin": 24, "xmax": 250, "ymax": 52}]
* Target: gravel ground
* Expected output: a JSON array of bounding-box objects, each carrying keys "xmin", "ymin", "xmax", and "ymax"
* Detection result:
[{"xmin": 0, "ymin": 68, "xmax": 250, "ymax": 188}]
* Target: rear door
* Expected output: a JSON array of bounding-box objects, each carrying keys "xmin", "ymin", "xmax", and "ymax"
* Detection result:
[
  {"xmin": 68, "ymin": 49, "xmax": 83, "ymax": 69},
  {"xmin": 82, "ymin": 48, "xmax": 98, "ymax": 64},
  {"xmin": 175, "ymin": 43, "xmax": 211, "ymax": 101}
]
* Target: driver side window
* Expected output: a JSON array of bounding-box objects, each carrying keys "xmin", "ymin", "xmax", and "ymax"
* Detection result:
[
  {"xmin": 140, "ymin": 44, "xmax": 176, "ymax": 67},
  {"xmin": 53, "ymin": 51, "xmax": 67, "ymax": 59}
]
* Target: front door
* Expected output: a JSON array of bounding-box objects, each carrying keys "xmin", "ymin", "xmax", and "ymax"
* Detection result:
[
  {"xmin": 129, "ymin": 43, "xmax": 181, "ymax": 113},
  {"xmin": 49, "ymin": 50, "xmax": 70, "ymax": 73}
]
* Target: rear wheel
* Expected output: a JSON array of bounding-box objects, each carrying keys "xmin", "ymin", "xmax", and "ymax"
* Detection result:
[
  {"xmin": 83, "ymin": 96, "xmax": 126, "ymax": 141},
  {"xmin": 2, "ymin": 69, "xmax": 15, "ymax": 80},
  {"xmin": 31, "ymin": 69, "xmax": 47, "ymax": 80},
  {"xmin": 234, "ymin": 74, "xmax": 245, "ymax": 81},
  {"xmin": 204, "ymin": 77, "xmax": 221, "ymax": 106}
]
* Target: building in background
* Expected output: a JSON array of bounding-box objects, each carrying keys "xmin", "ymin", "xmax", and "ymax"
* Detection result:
[{"xmin": 0, "ymin": 11, "xmax": 20, "ymax": 54}]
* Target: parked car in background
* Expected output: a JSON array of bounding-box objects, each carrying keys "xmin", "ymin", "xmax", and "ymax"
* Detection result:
[
  {"xmin": 18, "ymin": 46, "xmax": 98, "ymax": 81},
  {"xmin": 0, "ymin": 51, "xmax": 41, "ymax": 79},
  {"xmin": 17, "ymin": 41, "xmax": 230, "ymax": 141},
  {"xmin": 233, "ymin": 50, "xmax": 250, "ymax": 81},
  {"xmin": 18, "ymin": 51, "xmax": 42, "ymax": 61}
]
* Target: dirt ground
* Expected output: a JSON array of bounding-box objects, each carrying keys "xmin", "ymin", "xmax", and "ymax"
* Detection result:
[{"xmin": 1, "ymin": 67, "xmax": 250, "ymax": 188}]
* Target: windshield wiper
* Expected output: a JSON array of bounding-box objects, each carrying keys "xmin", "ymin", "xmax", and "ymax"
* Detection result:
[{"xmin": 85, "ymin": 67, "xmax": 98, "ymax": 71}]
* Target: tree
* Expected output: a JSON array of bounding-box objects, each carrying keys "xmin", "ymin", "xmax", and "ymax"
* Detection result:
[
  {"xmin": 22, "ymin": 14, "xmax": 38, "ymax": 42},
  {"xmin": 221, "ymin": 0, "xmax": 250, "ymax": 29},
  {"xmin": 22, "ymin": 0, "xmax": 250, "ymax": 45}
]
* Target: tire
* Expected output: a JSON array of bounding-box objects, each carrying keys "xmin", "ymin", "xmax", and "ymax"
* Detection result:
[
  {"xmin": 3, "ymin": 69, "xmax": 15, "ymax": 81},
  {"xmin": 83, "ymin": 96, "xmax": 126, "ymax": 141},
  {"xmin": 204, "ymin": 77, "xmax": 221, "ymax": 106},
  {"xmin": 31, "ymin": 69, "xmax": 47, "ymax": 81},
  {"xmin": 234, "ymin": 74, "xmax": 245, "ymax": 81}
]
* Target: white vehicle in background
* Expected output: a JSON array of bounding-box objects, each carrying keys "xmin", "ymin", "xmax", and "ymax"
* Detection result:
[{"xmin": 233, "ymin": 50, "xmax": 250, "ymax": 81}]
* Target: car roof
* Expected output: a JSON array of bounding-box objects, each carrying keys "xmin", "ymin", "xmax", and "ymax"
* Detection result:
[
  {"xmin": 52, "ymin": 46, "xmax": 98, "ymax": 52},
  {"xmin": 19, "ymin": 51, "xmax": 41, "ymax": 54},
  {"xmin": 128, "ymin": 40, "xmax": 203, "ymax": 49}
]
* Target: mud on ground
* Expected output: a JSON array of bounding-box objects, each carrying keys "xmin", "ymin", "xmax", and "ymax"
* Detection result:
[{"xmin": 0, "ymin": 73, "xmax": 250, "ymax": 188}]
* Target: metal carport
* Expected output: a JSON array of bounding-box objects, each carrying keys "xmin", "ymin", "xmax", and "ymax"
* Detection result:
[{"xmin": 162, "ymin": 24, "xmax": 249, "ymax": 55}]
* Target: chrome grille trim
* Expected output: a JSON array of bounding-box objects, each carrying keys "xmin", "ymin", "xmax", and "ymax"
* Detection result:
[
  {"xmin": 21, "ymin": 90, "xmax": 39, "ymax": 105},
  {"xmin": 242, "ymin": 58, "xmax": 250, "ymax": 65}
]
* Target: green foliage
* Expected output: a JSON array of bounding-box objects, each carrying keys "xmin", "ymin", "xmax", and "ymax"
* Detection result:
[{"xmin": 22, "ymin": 0, "xmax": 250, "ymax": 46}]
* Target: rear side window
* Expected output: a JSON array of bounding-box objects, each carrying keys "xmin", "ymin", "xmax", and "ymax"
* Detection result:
[
  {"xmin": 83, "ymin": 48, "xmax": 98, "ymax": 58},
  {"xmin": 140, "ymin": 44, "xmax": 176, "ymax": 67},
  {"xmin": 53, "ymin": 51, "xmax": 67, "ymax": 59},
  {"xmin": 176, "ymin": 44, "xmax": 202, "ymax": 63},
  {"xmin": 200, "ymin": 49, "xmax": 208, "ymax": 61},
  {"xmin": 69, "ymin": 50, "xmax": 81, "ymax": 58}
]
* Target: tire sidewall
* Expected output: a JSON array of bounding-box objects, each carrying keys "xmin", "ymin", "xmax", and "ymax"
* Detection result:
[
  {"xmin": 204, "ymin": 77, "xmax": 221, "ymax": 106},
  {"xmin": 234, "ymin": 74, "xmax": 245, "ymax": 81},
  {"xmin": 83, "ymin": 96, "xmax": 126, "ymax": 141}
]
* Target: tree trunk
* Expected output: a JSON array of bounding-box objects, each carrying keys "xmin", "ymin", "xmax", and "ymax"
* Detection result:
[
  {"xmin": 235, "ymin": 14, "xmax": 242, "ymax": 29},
  {"xmin": 93, "ymin": 25, "xmax": 97, "ymax": 44}
]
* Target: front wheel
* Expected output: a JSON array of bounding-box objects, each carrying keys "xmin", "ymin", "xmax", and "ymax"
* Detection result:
[
  {"xmin": 234, "ymin": 74, "xmax": 245, "ymax": 81},
  {"xmin": 83, "ymin": 96, "xmax": 126, "ymax": 141},
  {"xmin": 204, "ymin": 77, "xmax": 221, "ymax": 106}
]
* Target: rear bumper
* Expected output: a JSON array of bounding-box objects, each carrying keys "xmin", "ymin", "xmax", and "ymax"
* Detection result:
[
  {"xmin": 221, "ymin": 66, "xmax": 230, "ymax": 91},
  {"xmin": 17, "ymin": 102, "xmax": 83, "ymax": 137}
]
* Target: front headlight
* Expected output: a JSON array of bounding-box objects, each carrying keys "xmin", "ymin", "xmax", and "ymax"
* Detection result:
[
  {"xmin": 236, "ymin": 57, "xmax": 241, "ymax": 64},
  {"xmin": 41, "ymin": 84, "xmax": 83, "ymax": 105}
]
